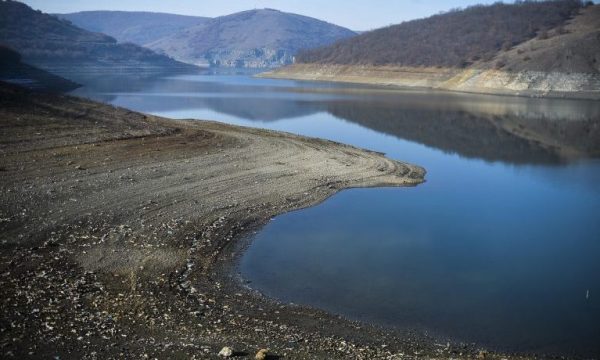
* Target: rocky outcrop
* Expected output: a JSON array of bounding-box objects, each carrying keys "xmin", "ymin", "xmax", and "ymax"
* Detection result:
[
  {"xmin": 261, "ymin": 64, "xmax": 600, "ymax": 99},
  {"xmin": 446, "ymin": 69, "xmax": 600, "ymax": 97},
  {"xmin": 204, "ymin": 47, "xmax": 294, "ymax": 68}
]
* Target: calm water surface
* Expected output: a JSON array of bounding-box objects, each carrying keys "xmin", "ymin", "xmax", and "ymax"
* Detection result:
[{"xmin": 72, "ymin": 71, "xmax": 600, "ymax": 357}]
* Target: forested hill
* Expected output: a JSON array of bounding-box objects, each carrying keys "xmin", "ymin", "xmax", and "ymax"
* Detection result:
[
  {"xmin": 0, "ymin": 1, "xmax": 195, "ymax": 73},
  {"xmin": 297, "ymin": 0, "xmax": 586, "ymax": 68}
]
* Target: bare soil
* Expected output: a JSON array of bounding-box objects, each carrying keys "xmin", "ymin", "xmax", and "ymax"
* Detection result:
[{"xmin": 0, "ymin": 82, "xmax": 533, "ymax": 359}]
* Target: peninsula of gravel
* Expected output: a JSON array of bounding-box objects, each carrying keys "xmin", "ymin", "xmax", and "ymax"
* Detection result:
[{"xmin": 1, "ymin": 82, "xmax": 531, "ymax": 360}]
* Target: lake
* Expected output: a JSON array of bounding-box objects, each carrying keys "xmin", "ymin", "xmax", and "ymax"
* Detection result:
[{"xmin": 72, "ymin": 70, "xmax": 600, "ymax": 357}]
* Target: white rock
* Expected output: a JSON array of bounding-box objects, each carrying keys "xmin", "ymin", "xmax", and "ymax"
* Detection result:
[{"xmin": 218, "ymin": 347, "xmax": 233, "ymax": 358}]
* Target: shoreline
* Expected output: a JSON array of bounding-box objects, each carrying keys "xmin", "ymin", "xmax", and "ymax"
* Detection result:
[
  {"xmin": 259, "ymin": 64, "xmax": 600, "ymax": 101},
  {"xmin": 0, "ymin": 81, "xmax": 549, "ymax": 359}
]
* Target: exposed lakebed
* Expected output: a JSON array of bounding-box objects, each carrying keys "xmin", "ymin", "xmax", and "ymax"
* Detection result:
[{"xmin": 72, "ymin": 71, "xmax": 600, "ymax": 357}]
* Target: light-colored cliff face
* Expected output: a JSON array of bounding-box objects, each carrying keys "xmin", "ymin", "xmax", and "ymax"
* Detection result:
[
  {"xmin": 201, "ymin": 47, "xmax": 294, "ymax": 68},
  {"xmin": 261, "ymin": 64, "xmax": 459, "ymax": 87},
  {"xmin": 261, "ymin": 64, "xmax": 600, "ymax": 100},
  {"xmin": 446, "ymin": 69, "xmax": 600, "ymax": 95}
]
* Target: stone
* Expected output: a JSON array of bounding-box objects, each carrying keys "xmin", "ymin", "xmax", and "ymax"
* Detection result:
[
  {"xmin": 255, "ymin": 348, "xmax": 268, "ymax": 360},
  {"xmin": 218, "ymin": 347, "xmax": 233, "ymax": 358}
]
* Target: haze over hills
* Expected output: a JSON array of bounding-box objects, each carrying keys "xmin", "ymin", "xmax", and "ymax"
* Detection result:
[
  {"xmin": 147, "ymin": 9, "xmax": 356, "ymax": 68},
  {"xmin": 266, "ymin": 0, "xmax": 600, "ymax": 99},
  {"xmin": 55, "ymin": 11, "xmax": 210, "ymax": 46},
  {"xmin": 0, "ymin": 1, "xmax": 196, "ymax": 78}
]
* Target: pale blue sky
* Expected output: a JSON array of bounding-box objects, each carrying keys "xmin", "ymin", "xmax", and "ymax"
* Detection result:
[{"xmin": 21, "ymin": 0, "xmax": 527, "ymax": 31}]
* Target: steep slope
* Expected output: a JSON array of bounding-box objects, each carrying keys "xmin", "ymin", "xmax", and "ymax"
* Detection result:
[
  {"xmin": 265, "ymin": 1, "xmax": 600, "ymax": 99},
  {"xmin": 476, "ymin": 4, "xmax": 600, "ymax": 73},
  {"xmin": 296, "ymin": 0, "xmax": 583, "ymax": 68},
  {"xmin": 55, "ymin": 11, "xmax": 209, "ymax": 46},
  {"xmin": 0, "ymin": 46, "xmax": 79, "ymax": 92},
  {"xmin": 0, "ymin": 1, "xmax": 196, "ymax": 78},
  {"xmin": 148, "ymin": 8, "xmax": 356, "ymax": 68}
]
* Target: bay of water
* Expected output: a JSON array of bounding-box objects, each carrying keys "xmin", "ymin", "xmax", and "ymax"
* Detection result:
[{"xmin": 72, "ymin": 70, "xmax": 600, "ymax": 357}]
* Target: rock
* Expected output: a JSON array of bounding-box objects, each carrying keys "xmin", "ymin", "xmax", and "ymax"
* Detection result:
[
  {"xmin": 477, "ymin": 350, "xmax": 488, "ymax": 359},
  {"xmin": 255, "ymin": 348, "xmax": 268, "ymax": 360},
  {"xmin": 218, "ymin": 347, "xmax": 233, "ymax": 358}
]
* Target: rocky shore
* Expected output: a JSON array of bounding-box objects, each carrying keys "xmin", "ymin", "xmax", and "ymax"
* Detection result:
[
  {"xmin": 0, "ymin": 82, "xmax": 540, "ymax": 359},
  {"xmin": 260, "ymin": 64, "xmax": 600, "ymax": 100}
]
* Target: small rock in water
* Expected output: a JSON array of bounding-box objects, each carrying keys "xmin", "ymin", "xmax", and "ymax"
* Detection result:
[
  {"xmin": 218, "ymin": 347, "xmax": 233, "ymax": 358},
  {"xmin": 255, "ymin": 348, "xmax": 268, "ymax": 360}
]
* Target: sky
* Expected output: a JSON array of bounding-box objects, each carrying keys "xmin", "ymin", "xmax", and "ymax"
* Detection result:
[{"xmin": 21, "ymin": 0, "xmax": 521, "ymax": 31}]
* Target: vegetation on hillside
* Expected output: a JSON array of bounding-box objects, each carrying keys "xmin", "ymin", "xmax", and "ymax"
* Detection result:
[
  {"xmin": 478, "ymin": 4, "xmax": 600, "ymax": 73},
  {"xmin": 0, "ymin": 1, "xmax": 190, "ymax": 68},
  {"xmin": 297, "ymin": 0, "xmax": 585, "ymax": 68}
]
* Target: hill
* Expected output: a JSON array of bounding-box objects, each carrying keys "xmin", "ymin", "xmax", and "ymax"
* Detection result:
[
  {"xmin": 55, "ymin": 11, "xmax": 209, "ymax": 46},
  {"xmin": 0, "ymin": 46, "xmax": 79, "ymax": 92},
  {"xmin": 265, "ymin": 1, "xmax": 600, "ymax": 99},
  {"xmin": 477, "ymin": 3, "xmax": 600, "ymax": 73},
  {"xmin": 147, "ymin": 9, "xmax": 356, "ymax": 68},
  {"xmin": 0, "ymin": 1, "xmax": 196, "ymax": 78},
  {"xmin": 296, "ymin": 0, "xmax": 585, "ymax": 68}
]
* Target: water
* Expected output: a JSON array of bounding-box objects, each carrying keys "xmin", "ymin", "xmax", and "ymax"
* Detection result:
[{"xmin": 72, "ymin": 70, "xmax": 600, "ymax": 357}]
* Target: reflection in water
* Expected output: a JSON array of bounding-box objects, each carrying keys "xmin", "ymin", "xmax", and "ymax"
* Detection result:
[
  {"xmin": 72, "ymin": 73, "xmax": 600, "ymax": 357},
  {"xmin": 72, "ymin": 72, "xmax": 600, "ymax": 165},
  {"xmin": 242, "ymin": 183, "xmax": 600, "ymax": 356},
  {"xmin": 326, "ymin": 99, "xmax": 600, "ymax": 164}
]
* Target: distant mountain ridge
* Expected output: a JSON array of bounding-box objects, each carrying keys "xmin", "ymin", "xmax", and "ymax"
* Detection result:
[
  {"xmin": 146, "ymin": 9, "xmax": 356, "ymax": 68},
  {"xmin": 0, "ymin": 1, "xmax": 196, "ymax": 78},
  {"xmin": 55, "ymin": 11, "xmax": 209, "ymax": 46}
]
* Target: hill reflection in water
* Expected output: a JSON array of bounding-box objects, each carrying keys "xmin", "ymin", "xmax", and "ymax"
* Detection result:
[{"xmin": 73, "ymin": 72, "xmax": 600, "ymax": 165}]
